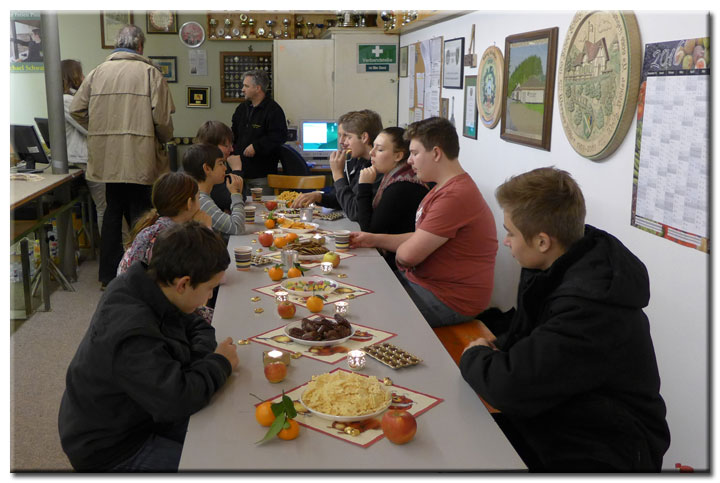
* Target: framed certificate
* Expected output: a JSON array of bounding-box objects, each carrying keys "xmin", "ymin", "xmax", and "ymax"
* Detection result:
[
  {"xmin": 187, "ymin": 86, "xmax": 210, "ymax": 108},
  {"xmin": 100, "ymin": 11, "xmax": 133, "ymax": 49},
  {"xmin": 149, "ymin": 56, "xmax": 177, "ymax": 83}
]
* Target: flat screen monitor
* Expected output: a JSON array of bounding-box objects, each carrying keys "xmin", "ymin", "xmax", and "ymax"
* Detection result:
[
  {"xmin": 34, "ymin": 117, "xmax": 50, "ymax": 149},
  {"xmin": 300, "ymin": 120, "xmax": 338, "ymax": 158},
  {"xmin": 10, "ymin": 124, "xmax": 49, "ymax": 172}
]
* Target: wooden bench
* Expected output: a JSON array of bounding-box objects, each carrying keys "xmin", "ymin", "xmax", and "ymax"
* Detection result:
[{"xmin": 433, "ymin": 319, "xmax": 500, "ymax": 413}]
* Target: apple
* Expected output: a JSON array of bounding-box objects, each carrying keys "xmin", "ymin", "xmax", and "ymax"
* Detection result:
[
  {"xmin": 381, "ymin": 409, "xmax": 417, "ymax": 444},
  {"xmin": 258, "ymin": 231, "xmax": 274, "ymax": 247},
  {"xmin": 323, "ymin": 251, "xmax": 341, "ymax": 268},
  {"xmin": 265, "ymin": 201, "xmax": 278, "ymax": 211},
  {"xmin": 264, "ymin": 361, "xmax": 287, "ymax": 383},
  {"xmin": 277, "ymin": 301, "xmax": 296, "ymax": 319}
]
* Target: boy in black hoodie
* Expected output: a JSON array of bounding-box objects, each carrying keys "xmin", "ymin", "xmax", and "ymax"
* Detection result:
[
  {"xmin": 460, "ymin": 167, "xmax": 670, "ymax": 472},
  {"xmin": 59, "ymin": 222, "xmax": 238, "ymax": 472}
]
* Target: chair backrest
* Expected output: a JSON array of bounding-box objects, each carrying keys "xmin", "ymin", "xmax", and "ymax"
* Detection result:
[
  {"xmin": 278, "ymin": 144, "xmax": 310, "ymax": 176},
  {"xmin": 267, "ymin": 174, "xmax": 326, "ymax": 195}
]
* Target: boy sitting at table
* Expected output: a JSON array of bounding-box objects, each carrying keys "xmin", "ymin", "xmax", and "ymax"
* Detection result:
[
  {"xmin": 459, "ymin": 167, "xmax": 670, "ymax": 472},
  {"xmin": 182, "ymin": 143, "xmax": 246, "ymax": 237},
  {"xmin": 58, "ymin": 222, "xmax": 239, "ymax": 472},
  {"xmin": 350, "ymin": 117, "xmax": 498, "ymax": 327},
  {"xmin": 292, "ymin": 109, "xmax": 383, "ymax": 221}
]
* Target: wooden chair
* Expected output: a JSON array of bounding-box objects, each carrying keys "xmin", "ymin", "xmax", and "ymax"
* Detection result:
[{"xmin": 267, "ymin": 174, "xmax": 326, "ymax": 195}]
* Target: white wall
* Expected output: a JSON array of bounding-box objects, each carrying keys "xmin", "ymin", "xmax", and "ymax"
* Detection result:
[{"xmin": 400, "ymin": 10, "xmax": 709, "ymax": 471}]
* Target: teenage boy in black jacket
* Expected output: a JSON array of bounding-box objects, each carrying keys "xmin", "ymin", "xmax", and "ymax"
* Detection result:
[
  {"xmin": 460, "ymin": 167, "xmax": 670, "ymax": 472},
  {"xmin": 58, "ymin": 222, "xmax": 238, "ymax": 472},
  {"xmin": 231, "ymin": 69, "xmax": 288, "ymax": 196}
]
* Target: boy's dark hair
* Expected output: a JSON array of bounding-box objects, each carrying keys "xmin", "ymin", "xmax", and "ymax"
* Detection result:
[
  {"xmin": 404, "ymin": 117, "xmax": 459, "ymax": 160},
  {"xmin": 182, "ymin": 143, "xmax": 224, "ymax": 182},
  {"xmin": 147, "ymin": 221, "xmax": 230, "ymax": 288},
  {"xmin": 496, "ymin": 167, "xmax": 586, "ymax": 249},
  {"xmin": 338, "ymin": 110, "xmax": 383, "ymax": 146},
  {"xmin": 194, "ymin": 120, "xmax": 233, "ymax": 147}
]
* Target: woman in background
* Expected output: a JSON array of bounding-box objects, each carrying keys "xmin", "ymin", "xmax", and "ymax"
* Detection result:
[{"xmin": 62, "ymin": 59, "xmax": 106, "ymax": 232}]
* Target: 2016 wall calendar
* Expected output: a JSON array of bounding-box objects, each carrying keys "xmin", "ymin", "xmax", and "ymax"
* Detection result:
[{"xmin": 631, "ymin": 37, "xmax": 710, "ymax": 253}]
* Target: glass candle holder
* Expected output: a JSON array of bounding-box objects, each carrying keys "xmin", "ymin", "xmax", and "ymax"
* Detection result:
[
  {"xmin": 275, "ymin": 290, "xmax": 289, "ymax": 303},
  {"xmin": 347, "ymin": 350, "xmax": 366, "ymax": 371},
  {"xmin": 263, "ymin": 349, "xmax": 291, "ymax": 366},
  {"xmin": 300, "ymin": 207, "xmax": 314, "ymax": 222},
  {"xmin": 335, "ymin": 301, "xmax": 349, "ymax": 315},
  {"xmin": 320, "ymin": 262, "xmax": 333, "ymax": 274}
]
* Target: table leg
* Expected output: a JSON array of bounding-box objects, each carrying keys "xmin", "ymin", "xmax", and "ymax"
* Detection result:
[
  {"xmin": 37, "ymin": 226, "xmax": 51, "ymax": 311},
  {"xmin": 19, "ymin": 238, "xmax": 32, "ymax": 316}
]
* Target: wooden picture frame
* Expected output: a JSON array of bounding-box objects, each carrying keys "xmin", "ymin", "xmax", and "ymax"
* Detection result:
[
  {"xmin": 187, "ymin": 86, "xmax": 210, "ymax": 108},
  {"xmin": 463, "ymin": 75, "xmax": 478, "ymax": 139},
  {"xmin": 399, "ymin": 46, "xmax": 408, "ymax": 78},
  {"xmin": 147, "ymin": 11, "xmax": 178, "ymax": 34},
  {"xmin": 100, "ymin": 11, "xmax": 133, "ymax": 49},
  {"xmin": 500, "ymin": 27, "xmax": 558, "ymax": 151},
  {"xmin": 149, "ymin": 56, "xmax": 177, "ymax": 83},
  {"xmin": 443, "ymin": 37, "xmax": 465, "ymax": 89}
]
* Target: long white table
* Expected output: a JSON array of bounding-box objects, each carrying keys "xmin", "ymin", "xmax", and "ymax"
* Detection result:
[{"xmin": 179, "ymin": 203, "xmax": 525, "ymax": 471}]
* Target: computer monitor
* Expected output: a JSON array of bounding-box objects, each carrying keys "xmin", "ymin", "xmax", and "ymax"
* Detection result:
[
  {"xmin": 300, "ymin": 120, "xmax": 339, "ymax": 158},
  {"xmin": 10, "ymin": 124, "xmax": 49, "ymax": 173},
  {"xmin": 34, "ymin": 117, "xmax": 50, "ymax": 149}
]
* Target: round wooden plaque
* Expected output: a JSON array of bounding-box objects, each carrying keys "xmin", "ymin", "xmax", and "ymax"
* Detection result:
[
  {"xmin": 557, "ymin": 11, "xmax": 641, "ymax": 160},
  {"xmin": 478, "ymin": 46, "xmax": 504, "ymax": 129}
]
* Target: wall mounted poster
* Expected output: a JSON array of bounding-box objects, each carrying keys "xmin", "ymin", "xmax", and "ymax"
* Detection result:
[
  {"xmin": 442, "ymin": 37, "xmax": 464, "ymax": 89},
  {"xmin": 478, "ymin": 45, "xmax": 504, "ymax": 128},
  {"xmin": 500, "ymin": 27, "xmax": 558, "ymax": 150},
  {"xmin": 557, "ymin": 11, "xmax": 641, "ymax": 160},
  {"xmin": 10, "ymin": 11, "xmax": 43, "ymax": 72},
  {"xmin": 631, "ymin": 37, "xmax": 709, "ymax": 253},
  {"xmin": 463, "ymin": 75, "xmax": 478, "ymax": 139}
]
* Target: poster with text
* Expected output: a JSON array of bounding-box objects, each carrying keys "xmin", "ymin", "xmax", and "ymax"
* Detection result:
[{"xmin": 10, "ymin": 11, "xmax": 43, "ymax": 72}]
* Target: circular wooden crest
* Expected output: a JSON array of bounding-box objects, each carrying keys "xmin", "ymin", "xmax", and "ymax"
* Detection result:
[
  {"xmin": 478, "ymin": 46, "xmax": 504, "ymax": 129},
  {"xmin": 557, "ymin": 11, "xmax": 641, "ymax": 160}
]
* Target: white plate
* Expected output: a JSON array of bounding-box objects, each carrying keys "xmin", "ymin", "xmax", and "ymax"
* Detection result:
[
  {"xmin": 283, "ymin": 319, "xmax": 355, "ymax": 347},
  {"xmin": 300, "ymin": 388, "xmax": 392, "ymax": 422},
  {"xmin": 297, "ymin": 253, "xmax": 326, "ymax": 261},
  {"xmin": 278, "ymin": 222, "xmax": 319, "ymax": 234},
  {"xmin": 280, "ymin": 276, "xmax": 338, "ymax": 296}
]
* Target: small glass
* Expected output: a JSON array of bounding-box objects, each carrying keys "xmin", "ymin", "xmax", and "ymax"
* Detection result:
[
  {"xmin": 334, "ymin": 301, "xmax": 349, "ymax": 315},
  {"xmin": 300, "ymin": 207, "xmax": 314, "ymax": 222},
  {"xmin": 347, "ymin": 350, "xmax": 366, "ymax": 371},
  {"xmin": 275, "ymin": 290, "xmax": 289, "ymax": 303},
  {"xmin": 320, "ymin": 262, "xmax": 333, "ymax": 274},
  {"xmin": 281, "ymin": 249, "xmax": 298, "ymax": 271},
  {"xmin": 263, "ymin": 349, "xmax": 291, "ymax": 366}
]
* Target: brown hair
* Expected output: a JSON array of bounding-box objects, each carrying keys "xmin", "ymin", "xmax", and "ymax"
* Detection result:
[
  {"xmin": 182, "ymin": 143, "xmax": 224, "ymax": 182},
  {"xmin": 338, "ymin": 110, "xmax": 383, "ymax": 146},
  {"xmin": 129, "ymin": 172, "xmax": 199, "ymax": 243},
  {"xmin": 404, "ymin": 117, "xmax": 459, "ymax": 160},
  {"xmin": 61, "ymin": 59, "xmax": 83, "ymax": 94},
  {"xmin": 195, "ymin": 120, "xmax": 233, "ymax": 147},
  {"xmin": 380, "ymin": 127, "xmax": 410, "ymax": 162},
  {"xmin": 496, "ymin": 167, "xmax": 586, "ymax": 249}
]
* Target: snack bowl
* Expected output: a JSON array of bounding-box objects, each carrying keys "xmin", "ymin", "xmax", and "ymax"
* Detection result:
[
  {"xmin": 283, "ymin": 319, "xmax": 355, "ymax": 347},
  {"xmin": 299, "ymin": 388, "xmax": 391, "ymax": 422},
  {"xmin": 281, "ymin": 276, "xmax": 338, "ymax": 296},
  {"xmin": 278, "ymin": 222, "xmax": 319, "ymax": 234}
]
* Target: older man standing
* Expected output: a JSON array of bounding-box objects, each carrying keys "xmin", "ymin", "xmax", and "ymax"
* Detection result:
[
  {"xmin": 71, "ymin": 24, "xmax": 175, "ymax": 288},
  {"xmin": 231, "ymin": 69, "xmax": 287, "ymax": 196}
]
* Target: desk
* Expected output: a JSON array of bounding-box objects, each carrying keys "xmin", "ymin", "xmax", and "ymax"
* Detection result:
[{"xmin": 179, "ymin": 203, "xmax": 525, "ymax": 471}]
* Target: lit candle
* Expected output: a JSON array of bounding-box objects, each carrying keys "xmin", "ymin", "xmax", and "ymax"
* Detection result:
[
  {"xmin": 263, "ymin": 349, "xmax": 291, "ymax": 366},
  {"xmin": 320, "ymin": 262, "xmax": 333, "ymax": 274},
  {"xmin": 335, "ymin": 301, "xmax": 349, "ymax": 315},
  {"xmin": 347, "ymin": 350, "xmax": 366, "ymax": 371},
  {"xmin": 275, "ymin": 290, "xmax": 289, "ymax": 303}
]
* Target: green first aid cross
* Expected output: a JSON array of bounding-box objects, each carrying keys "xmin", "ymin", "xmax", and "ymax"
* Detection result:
[{"xmin": 358, "ymin": 44, "xmax": 397, "ymax": 65}]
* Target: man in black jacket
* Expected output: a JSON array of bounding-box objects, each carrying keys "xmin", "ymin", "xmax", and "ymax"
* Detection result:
[
  {"xmin": 58, "ymin": 222, "xmax": 238, "ymax": 472},
  {"xmin": 460, "ymin": 167, "xmax": 670, "ymax": 472},
  {"xmin": 231, "ymin": 69, "xmax": 287, "ymax": 196}
]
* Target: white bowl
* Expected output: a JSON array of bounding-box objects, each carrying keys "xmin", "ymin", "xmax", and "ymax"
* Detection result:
[
  {"xmin": 299, "ymin": 389, "xmax": 392, "ymax": 422},
  {"xmin": 278, "ymin": 222, "xmax": 319, "ymax": 234}
]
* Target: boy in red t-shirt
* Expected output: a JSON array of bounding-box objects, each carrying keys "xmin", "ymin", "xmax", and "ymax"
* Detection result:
[{"xmin": 350, "ymin": 117, "xmax": 497, "ymax": 327}]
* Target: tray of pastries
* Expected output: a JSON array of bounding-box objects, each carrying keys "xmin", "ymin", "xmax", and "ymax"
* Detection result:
[
  {"xmin": 362, "ymin": 342, "xmax": 422, "ymax": 369},
  {"xmin": 251, "ymin": 254, "xmax": 273, "ymax": 266}
]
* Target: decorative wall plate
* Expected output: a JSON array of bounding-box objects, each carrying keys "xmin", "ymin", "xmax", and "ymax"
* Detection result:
[
  {"xmin": 478, "ymin": 45, "xmax": 504, "ymax": 129},
  {"xmin": 179, "ymin": 21, "xmax": 205, "ymax": 48},
  {"xmin": 557, "ymin": 11, "xmax": 641, "ymax": 160}
]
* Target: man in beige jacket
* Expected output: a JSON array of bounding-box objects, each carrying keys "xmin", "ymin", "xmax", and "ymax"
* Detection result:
[{"xmin": 71, "ymin": 24, "xmax": 175, "ymax": 287}]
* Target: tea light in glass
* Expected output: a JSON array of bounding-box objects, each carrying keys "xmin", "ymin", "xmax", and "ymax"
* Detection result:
[
  {"xmin": 320, "ymin": 262, "xmax": 333, "ymax": 274},
  {"xmin": 347, "ymin": 350, "xmax": 366, "ymax": 371},
  {"xmin": 275, "ymin": 290, "xmax": 289, "ymax": 303},
  {"xmin": 263, "ymin": 349, "xmax": 291, "ymax": 366},
  {"xmin": 335, "ymin": 301, "xmax": 349, "ymax": 315}
]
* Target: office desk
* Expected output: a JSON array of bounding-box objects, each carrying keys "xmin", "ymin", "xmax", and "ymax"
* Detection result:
[{"xmin": 179, "ymin": 206, "xmax": 525, "ymax": 472}]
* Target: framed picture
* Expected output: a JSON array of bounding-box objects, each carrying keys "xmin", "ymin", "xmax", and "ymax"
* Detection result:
[
  {"xmin": 440, "ymin": 98, "xmax": 449, "ymax": 119},
  {"xmin": 463, "ymin": 76, "xmax": 478, "ymax": 139},
  {"xmin": 500, "ymin": 27, "xmax": 558, "ymax": 151},
  {"xmin": 179, "ymin": 21, "xmax": 205, "ymax": 48},
  {"xmin": 399, "ymin": 46, "xmax": 408, "ymax": 78},
  {"xmin": 147, "ymin": 11, "xmax": 178, "ymax": 34},
  {"xmin": 442, "ymin": 37, "xmax": 464, "ymax": 89},
  {"xmin": 100, "ymin": 11, "xmax": 133, "ymax": 49},
  {"xmin": 187, "ymin": 86, "xmax": 210, "ymax": 108},
  {"xmin": 149, "ymin": 56, "xmax": 177, "ymax": 83}
]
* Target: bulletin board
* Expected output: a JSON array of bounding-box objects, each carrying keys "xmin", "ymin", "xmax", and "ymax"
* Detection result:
[
  {"xmin": 631, "ymin": 37, "xmax": 710, "ymax": 253},
  {"xmin": 407, "ymin": 36, "xmax": 443, "ymax": 121}
]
